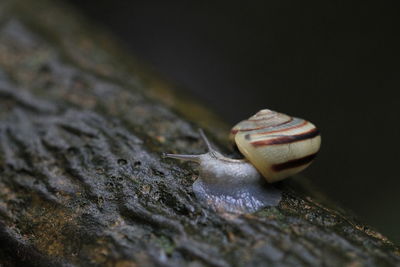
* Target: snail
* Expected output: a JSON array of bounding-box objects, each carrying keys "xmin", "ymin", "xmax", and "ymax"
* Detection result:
[{"xmin": 163, "ymin": 109, "xmax": 321, "ymax": 213}]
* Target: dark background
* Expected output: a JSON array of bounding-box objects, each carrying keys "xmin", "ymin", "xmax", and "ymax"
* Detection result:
[{"xmin": 65, "ymin": 1, "xmax": 400, "ymax": 243}]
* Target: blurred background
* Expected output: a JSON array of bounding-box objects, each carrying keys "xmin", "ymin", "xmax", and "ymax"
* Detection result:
[{"xmin": 65, "ymin": 1, "xmax": 399, "ymax": 243}]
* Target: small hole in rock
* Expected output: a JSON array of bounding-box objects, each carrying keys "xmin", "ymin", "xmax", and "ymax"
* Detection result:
[
  {"xmin": 39, "ymin": 64, "xmax": 51, "ymax": 73},
  {"xmin": 67, "ymin": 147, "xmax": 79, "ymax": 155},
  {"xmin": 152, "ymin": 168, "xmax": 164, "ymax": 177},
  {"xmin": 43, "ymin": 80, "xmax": 54, "ymax": 89},
  {"xmin": 118, "ymin": 159, "xmax": 127, "ymax": 165}
]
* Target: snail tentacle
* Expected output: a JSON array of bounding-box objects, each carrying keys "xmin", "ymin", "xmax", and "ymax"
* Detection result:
[
  {"xmin": 162, "ymin": 129, "xmax": 219, "ymax": 163},
  {"xmin": 198, "ymin": 128, "xmax": 213, "ymax": 152},
  {"xmin": 162, "ymin": 153, "xmax": 201, "ymax": 163}
]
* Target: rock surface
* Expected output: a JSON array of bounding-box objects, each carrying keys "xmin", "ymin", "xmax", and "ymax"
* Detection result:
[{"xmin": 0, "ymin": 0, "xmax": 399, "ymax": 266}]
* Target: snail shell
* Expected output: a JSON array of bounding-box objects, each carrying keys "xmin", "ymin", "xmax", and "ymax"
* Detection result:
[{"xmin": 229, "ymin": 109, "xmax": 321, "ymax": 183}]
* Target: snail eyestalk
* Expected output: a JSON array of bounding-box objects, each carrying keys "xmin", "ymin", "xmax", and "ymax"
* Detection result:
[{"xmin": 198, "ymin": 128, "xmax": 213, "ymax": 152}]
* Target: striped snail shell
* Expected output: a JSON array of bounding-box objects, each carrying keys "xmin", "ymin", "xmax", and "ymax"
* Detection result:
[
  {"xmin": 229, "ymin": 109, "xmax": 321, "ymax": 183},
  {"xmin": 163, "ymin": 109, "xmax": 321, "ymax": 214}
]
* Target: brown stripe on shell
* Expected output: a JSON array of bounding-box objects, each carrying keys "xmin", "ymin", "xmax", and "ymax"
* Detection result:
[
  {"xmin": 230, "ymin": 126, "xmax": 269, "ymax": 135},
  {"xmin": 230, "ymin": 117, "xmax": 293, "ymax": 135},
  {"xmin": 247, "ymin": 116, "xmax": 291, "ymax": 122},
  {"xmin": 230, "ymin": 129, "xmax": 239, "ymax": 135},
  {"xmin": 250, "ymin": 128, "xmax": 320, "ymax": 147},
  {"xmin": 252, "ymin": 119, "xmax": 308, "ymax": 136},
  {"xmin": 272, "ymin": 153, "xmax": 318, "ymax": 171}
]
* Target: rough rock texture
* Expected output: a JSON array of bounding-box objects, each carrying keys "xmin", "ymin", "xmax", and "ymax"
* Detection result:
[{"xmin": 0, "ymin": 0, "xmax": 399, "ymax": 266}]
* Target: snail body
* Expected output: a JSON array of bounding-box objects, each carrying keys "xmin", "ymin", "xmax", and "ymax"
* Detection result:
[{"xmin": 164, "ymin": 109, "xmax": 321, "ymax": 213}]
